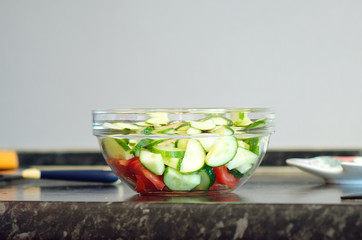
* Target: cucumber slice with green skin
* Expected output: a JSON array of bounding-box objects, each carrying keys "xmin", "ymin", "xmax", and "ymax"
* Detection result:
[
  {"xmin": 139, "ymin": 150, "xmax": 165, "ymax": 175},
  {"xmin": 190, "ymin": 119, "xmax": 216, "ymax": 130},
  {"xmin": 141, "ymin": 126, "xmax": 154, "ymax": 135},
  {"xmin": 243, "ymin": 118, "xmax": 266, "ymax": 129},
  {"xmin": 102, "ymin": 137, "xmax": 134, "ymax": 160},
  {"xmin": 232, "ymin": 112, "xmax": 253, "ymax": 127},
  {"xmin": 114, "ymin": 138, "xmax": 131, "ymax": 151},
  {"xmin": 150, "ymin": 145, "xmax": 185, "ymax": 158},
  {"xmin": 152, "ymin": 122, "xmax": 183, "ymax": 135},
  {"xmin": 195, "ymin": 166, "xmax": 216, "ymax": 190},
  {"xmin": 163, "ymin": 167, "xmax": 201, "ymax": 191},
  {"xmin": 148, "ymin": 139, "xmax": 169, "ymax": 146},
  {"xmin": 130, "ymin": 138, "xmax": 154, "ymax": 154},
  {"xmin": 228, "ymin": 169, "xmax": 244, "ymax": 178},
  {"xmin": 237, "ymin": 140, "xmax": 250, "ymax": 150},
  {"xmin": 211, "ymin": 125, "xmax": 234, "ymax": 136},
  {"xmin": 156, "ymin": 139, "xmax": 177, "ymax": 147},
  {"xmin": 163, "ymin": 157, "xmax": 182, "ymax": 170},
  {"xmin": 175, "ymin": 139, "xmax": 189, "ymax": 149},
  {"xmin": 152, "ymin": 126, "xmax": 176, "ymax": 135},
  {"xmin": 175, "ymin": 123, "xmax": 190, "ymax": 131},
  {"xmin": 205, "ymin": 136, "xmax": 238, "ymax": 167},
  {"xmin": 179, "ymin": 139, "xmax": 205, "ymax": 173},
  {"xmin": 243, "ymin": 137, "xmax": 262, "ymax": 155},
  {"xmin": 225, "ymin": 147, "xmax": 259, "ymax": 170}
]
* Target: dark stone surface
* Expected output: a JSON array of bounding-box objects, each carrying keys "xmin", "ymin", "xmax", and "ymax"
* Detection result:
[{"xmin": 1, "ymin": 201, "xmax": 362, "ymax": 240}]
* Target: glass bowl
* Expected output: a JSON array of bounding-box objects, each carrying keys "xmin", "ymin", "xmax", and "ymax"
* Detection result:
[{"xmin": 93, "ymin": 108, "xmax": 275, "ymax": 195}]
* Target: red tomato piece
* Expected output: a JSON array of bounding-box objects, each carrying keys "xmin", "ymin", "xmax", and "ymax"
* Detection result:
[
  {"xmin": 111, "ymin": 157, "xmax": 138, "ymax": 183},
  {"xmin": 129, "ymin": 159, "xmax": 165, "ymax": 191},
  {"xmin": 213, "ymin": 166, "xmax": 239, "ymax": 188},
  {"xmin": 135, "ymin": 174, "xmax": 157, "ymax": 193}
]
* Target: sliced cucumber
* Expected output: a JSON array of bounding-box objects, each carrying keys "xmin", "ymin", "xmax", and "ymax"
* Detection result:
[
  {"xmin": 205, "ymin": 136, "xmax": 238, "ymax": 167},
  {"xmin": 102, "ymin": 137, "xmax": 134, "ymax": 160},
  {"xmin": 147, "ymin": 139, "xmax": 170, "ymax": 147},
  {"xmin": 237, "ymin": 140, "xmax": 250, "ymax": 150},
  {"xmin": 163, "ymin": 167, "xmax": 201, "ymax": 191},
  {"xmin": 139, "ymin": 150, "xmax": 165, "ymax": 175},
  {"xmin": 156, "ymin": 139, "xmax": 177, "ymax": 147},
  {"xmin": 196, "ymin": 136, "xmax": 217, "ymax": 152},
  {"xmin": 190, "ymin": 119, "xmax": 216, "ymax": 130},
  {"xmin": 175, "ymin": 123, "xmax": 190, "ymax": 131},
  {"xmin": 186, "ymin": 127, "xmax": 202, "ymax": 135},
  {"xmin": 228, "ymin": 169, "xmax": 244, "ymax": 178},
  {"xmin": 243, "ymin": 118, "xmax": 266, "ymax": 129},
  {"xmin": 225, "ymin": 147, "xmax": 258, "ymax": 170},
  {"xmin": 243, "ymin": 137, "xmax": 262, "ymax": 155},
  {"xmin": 114, "ymin": 138, "xmax": 131, "ymax": 151},
  {"xmin": 150, "ymin": 145, "xmax": 185, "ymax": 158},
  {"xmin": 232, "ymin": 112, "xmax": 253, "ymax": 127},
  {"xmin": 145, "ymin": 112, "xmax": 169, "ymax": 125},
  {"xmin": 235, "ymin": 163, "xmax": 254, "ymax": 175},
  {"xmin": 179, "ymin": 139, "xmax": 205, "ymax": 173},
  {"xmin": 128, "ymin": 139, "xmax": 139, "ymax": 147},
  {"xmin": 210, "ymin": 117, "xmax": 232, "ymax": 126},
  {"xmin": 175, "ymin": 139, "xmax": 189, "ymax": 149},
  {"xmin": 152, "ymin": 122, "xmax": 183, "ymax": 135},
  {"xmin": 152, "ymin": 125, "xmax": 176, "ymax": 135},
  {"xmin": 211, "ymin": 125, "xmax": 234, "ymax": 136},
  {"xmin": 195, "ymin": 166, "xmax": 216, "ymax": 190},
  {"xmin": 140, "ymin": 126, "xmax": 154, "ymax": 135},
  {"xmin": 130, "ymin": 138, "xmax": 154, "ymax": 154},
  {"xmin": 163, "ymin": 157, "xmax": 182, "ymax": 170}
]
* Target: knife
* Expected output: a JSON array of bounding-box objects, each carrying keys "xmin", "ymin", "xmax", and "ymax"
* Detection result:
[{"xmin": 0, "ymin": 168, "xmax": 119, "ymax": 183}]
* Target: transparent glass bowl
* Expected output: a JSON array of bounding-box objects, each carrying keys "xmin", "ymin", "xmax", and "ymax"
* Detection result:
[{"xmin": 93, "ymin": 108, "xmax": 275, "ymax": 195}]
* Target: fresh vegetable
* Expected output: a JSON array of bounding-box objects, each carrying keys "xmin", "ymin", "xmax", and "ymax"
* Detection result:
[
  {"xmin": 195, "ymin": 166, "xmax": 216, "ymax": 190},
  {"xmin": 213, "ymin": 166, "xmax": 240, "ymax": 187},
  {"xmin": 225, "ymin": 147, "xmax": 258, "ymax": 170},
  {"xmin": 163, "ymin": 167, "xmax": 201, "ymax": 191},
  {"xmin": 163, "ymin": 157, "xmax": 182, "ymax": 170},
  {"xmin": 205, "ymin": 136, "xmax": 238, "ymax": 167},
  {"xmin": 179, "ymin": 139, "xmax": 205, "ymax": 173},
  {"xmin": 150, "ymin": 145, "xmax": 185, "ymax": 158},
  {"xmin": 129, "ymin": 158, "xmax": 165, "ymax": 191},
  {"xmin": 139, "ymin": 150, "xmax": 165, "ymax": 175},
  {"xmin": 102, "ymin": 137, "xmax": 134, "ymax": 160}
]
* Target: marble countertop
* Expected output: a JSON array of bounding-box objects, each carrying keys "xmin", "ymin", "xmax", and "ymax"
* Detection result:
[{"xmin": 1, "ymin": 166, "xmax": 362, "ymax": 239}]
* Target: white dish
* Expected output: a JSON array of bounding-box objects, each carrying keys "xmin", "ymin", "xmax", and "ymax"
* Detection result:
[{"xmin": 286, "ymin": 156, "xmax": 362, "ymax": 184}]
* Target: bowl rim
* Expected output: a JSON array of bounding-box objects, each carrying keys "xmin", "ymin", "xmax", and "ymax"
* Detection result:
[{"xmin": 92, "ymin": 107, "xmax": 274, "ymax": 114}]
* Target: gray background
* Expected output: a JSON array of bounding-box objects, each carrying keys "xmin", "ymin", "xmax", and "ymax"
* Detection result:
[{"xmin": 1, "ymin": 0, "xmax": 362, "ymax": 150}]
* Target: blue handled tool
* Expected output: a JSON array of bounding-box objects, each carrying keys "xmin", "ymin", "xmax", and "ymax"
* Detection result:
[{"xmin": 0, "ymin": 168, "xmax": 119, "ymax": 183}]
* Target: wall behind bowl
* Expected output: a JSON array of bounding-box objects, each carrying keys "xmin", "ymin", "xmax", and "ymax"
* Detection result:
[{"xmin": 1, "ymin": 0, "xmax": 362, "ymax": 150}]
